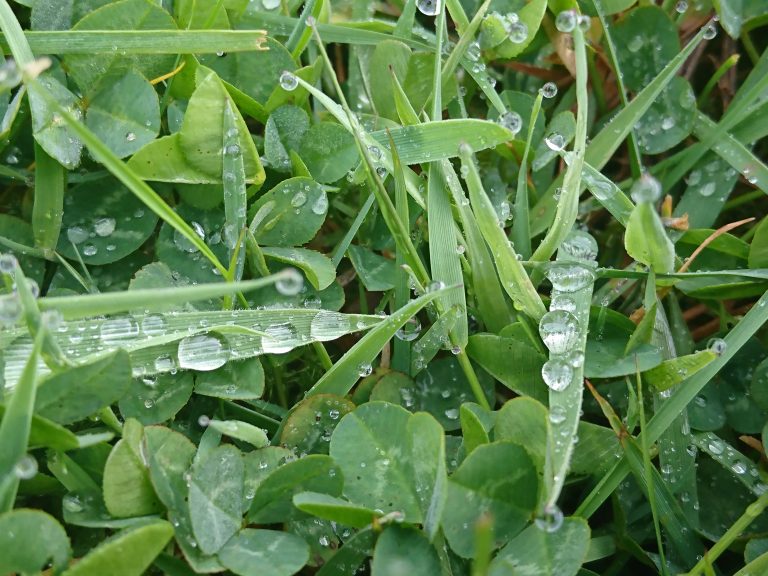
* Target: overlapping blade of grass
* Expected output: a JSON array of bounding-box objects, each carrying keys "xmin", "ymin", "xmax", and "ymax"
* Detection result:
[
  {"xmin": 37, "ymin": 273, "xmax": 289, "ymax": 319},
  {"xmin": 222, "ymin": 100, "xmax": 247, "ymax": 280},
  {"xmin": 512, "ymin": 92, "xmax": 542, "ymax": 260},
  {"xmin": 692, "ymin": 432, "xmax": 767, "ymax": 496},
  {"xmin": 531, "ymin": 27, "xmax": 708, "ymax": 237},
  {"xmin": 427, "ymin": 8, "xmax": 467, "ymax": 346},
  {"xmin": 581, "ymin": 162, "xmax": 634, "ymax": 227},
  {"xmin": 31, "ymin": 144, "xmax": 65, "ymax": 258},
  {"xmin": 306, "ymin": 289, "xmax": 452, "ymax": 397},
  {"xmin": 1, "ymin": 30, "xmax": 269, "ymax": 54},
  {"xmin": 440, "ymin": 161, "xmax": 513, "ymax": 333},
  {"xmin": 530, "ymin": 26, "xmax": 588, "ymax": 263},
  {"xmin": 459, "ymin": 145, "xmax": 546, "ymax": 321},
  {"xmin": 543, "ymin": 232, "xmax": 597, "ymax": 510},
  {"xmin": 576, "ymin": 289, "xmax": 768, "ymax": 519},
  {"xmin": 391, "ymin": 134, "xmax": 412, "ymax": 373}
]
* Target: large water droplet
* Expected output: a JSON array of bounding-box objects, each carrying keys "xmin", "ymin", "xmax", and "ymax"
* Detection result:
[
  {"xmin": 395, "ymin": 317, "xmax": 421, "ymax": 342},
  {"xmin": 141, "ymin": 314, "xmax": 166, "ymax": 336},
  {"xmin": 0, "ymin": 253, "xmax": 17, "ymax": 274},
  {"xmin": 630, "ymin": 173, "xmax": 662, "ymax": 203},
  {"xmin": 100, "ymin": 316, "xmax": 140, "ymax": 342},
  {"xmin": 310, "ymin": 310, "xmax": 351, "ymax": 341},
  {"xmin": 539, "ymin": 310, "xmax": 580, "ymax": 354},
  {"xmin": 177, "ymin": 334, "xmax": 230, "ymax": 371},
  {"xmin": 497, "ymin": 111, "xmax": 522, "ymax": 135},
  {"xmin": 357, "ymin": 362, "xmax": 373, "ymax": 377},
  {"xmin": 708, "ymin": 337, "xmax": 726, "ymax": 356},
  {"xmin": 311, "ymin": 192, "xmax": 329, "ymax": 215},
  {"xmin": 14, "ymin": 454, "xmax": 38, "ymax": 479},
  {"xmin": 555, "ymin": 10, "xmax": 576, "ymax": 33},
  {"xmin": 542, "ymin": 358, "xmax": 573, "ymax": 391},
  {"xmin": 174, "ymin": 222, "xmax": 205, "ymax": 253},
  {"xmin": 416, "ymin": 0, "xmax": 440, "ymax": 16},
  {"xmin": 66, "ymin": 226, "xmax": 89, "ymax": 245},
  {"xmin": 507, "ymin": 21, "xmax": 528, "ymax": 43},
  {"xmin": 534, "ymin": 504, "xmax": 564, "ymax": 532},
  {"xmin": 561, "ymin": 230, "xmax": 598, "ymax": 261},
  {"xmin": 545, "ymin": 263, "xmax": 595, "ymax": 293},
  {"xmin": 93, "ymin": 217, "xmax": 116, "ymax": 237},
  {"xmin": 276, "ymin": 268, "xmax": 304, "ymax": 296},
  {"xmin": 279, "ymin": 70, "xmax": 298, "ymax": 91},
  {"xmin": 540, "ymin": 82, "xmax": 558, "ymax": 99},
  {"xmin": 262, "ymin": 322, "xmax": 300, "ymax": 354}
]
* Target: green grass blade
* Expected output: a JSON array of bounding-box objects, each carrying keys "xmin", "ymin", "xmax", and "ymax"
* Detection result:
[
  {"xmin": 692, "ymin": 432, "xmax": 767, "ymax": 496},
  {"xmin": 512, "ymin": 93, "xmax": 542, "ymax": 260},
  {"xmin": 222, "ymin": 99, "xmax": 247, "ymax": 280},
  {"xmin": 391, "ymin": 133, "xmax": 412, "ymax": 373},
  {"xmin": 459, "ymin": 145, "xmax": 546, "ymax": 321},
  {"xmin": 581, "ymin": 161, "xmax": 634, "ymax": 227},
  {"xmin": 531, "ymin": 27, "xmax": 588, "ymax": 262},
  {"xmin": 0, "ymin": 0, "xmax": 33, "ymax": 65},
  {"xmin": 306, "ymin": 288, "xmax": 451, "ymax": 397},
  {"xmin": 0, "ymin": 330, "xmax": 43, "ymax": 512},
  {"xmin": 32, "ymin": 143, "xmax": 65, "ymax": 257},
  {"xmin": 543, "ymin": 232, "xmax": 597, "ymax": 509}
]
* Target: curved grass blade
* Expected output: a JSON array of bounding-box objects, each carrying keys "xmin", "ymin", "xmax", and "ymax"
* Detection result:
[
  {"xmin": 32, "ymin": 144, "xmax": 65, "ymax": 257},
  {"xmin": 306, "ymin": 288, "xmax": 452, "ymax": 397},
  {"xmin": 222, "ymin": 99, "xmax": 247, "ymax": 280}
]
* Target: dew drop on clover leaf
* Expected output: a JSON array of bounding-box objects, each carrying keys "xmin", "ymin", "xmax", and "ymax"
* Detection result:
[
  {"xmin": 63, "ymin": 494, "xmax": 84, "ymax": 513},
  {"xmin": 497, "ymin": 111, "xmax": 522, "ymax": 135},
  {"xmin": 14, "ymin": 454, "xmax": 38, "ymax": 480},
  {"xmin": 82, "ymin": 244, "xmax": 97, "ymax": 256},
  {"xmin": 279, "ymin": 70, "xmax": 299, "ymax": 91},
  {"xmin": 416, "ymin": 0, "xmax": 440, "ymax": 16},
  {"xmin": 311, "ymin": 192, "xmax": 328, "ymax": 215},
  {"xmin": 535, "ymin": 504, "xmax": 564, "ymax": 533},
  {"xmin": 125, "ymin": 131, "xmax": 136, "ymax": 142},
  {"xmin": 539, "ymin": 310, "xmax": 580, "ymax": 355},
  {"xmin": 93, "ymin": 217, "xmax": 116, "ymax": 237},
  {"xmin": 630, "ymin": 173, "xmax": 662, "ymax": 203},
  {"xmin": 66, "ymin": 225, "xmax": 89, "ymax": 245},
  {"xmin": 708, "ymin": 337, "xmax": 727, "ymax": 356},
  {"xmin": 290, "ymin": 190, "xmax": 308, "ymax": 208},
  {"xmin": 540, "ymin": 82, "xmax": 558, "ymax": 99},
  {"xmin": 444, "ymin": 408, "xmax": 459, "ymax": 420},
  {"xmin": 144, "ymin": 398, "xmax": 155, "ymax": 409},
  {"xmin": 276, "ymin": 268, "xmax": 304, "ymax": 296},
  {"xmin": 395, "ymin": 317, "xmax": 421, "ymax": 341},
  {"xmin": 178, "ymin": 334, "xmax": 230, "ymax": 371},
  {"xmin": 555, "ymin": 10, "xmax": 577, "ymax": 33}
]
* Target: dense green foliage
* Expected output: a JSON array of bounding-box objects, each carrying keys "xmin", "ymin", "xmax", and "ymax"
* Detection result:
[{"xmin": 0, "ymin": 0, "xmax": 767, "ymax": 574}]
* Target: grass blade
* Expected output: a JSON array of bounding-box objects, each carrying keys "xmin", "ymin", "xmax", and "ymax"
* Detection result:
[
  {"xmin": 32, "ymin": 143, "xmax": 65, "ymax": 257},
  {"xmin": 222, "ymin": 99, "xmax": 247, "ymax": 280}
]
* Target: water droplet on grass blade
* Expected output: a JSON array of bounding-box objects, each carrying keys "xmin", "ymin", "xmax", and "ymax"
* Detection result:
[
  {"xmin": 535, "ymin": 504, "xmax": 564, "ymax": 532},
  {"xmin": 546, "ymin": 262, "xmax": 594, "ymax": 293},
  {"xmin": 100, "ymin": 317, "xmax": 140, "ymax": 342},
  {"xmin": 417, "ymin": 0, "xmax": 440, "ymax": 16},
  {"xmin": 0, "ymin": 253, "xmax": 17, "ymax": 274},
  {"xmin": 561, "ymin": 230, "xmax": 598, "ymax": 261},
  {"xmin": 178, "ymin": 334, "xmax": 230, "ymax": 371},
  {"xmin": 542, "ymin": 358, "xmax": 573, "ymax": 391},
  {"xmin": 395, "ymin": 317, "xmax": 421, "ymax": 341},
  {"xmin": 702, "ymin": 22, "xmax": 717, "ymax": 39},
  {"xmin": 545, "ymin": 133, "xmax": 565, "ymax": 151},
  {"xmin": 507, "ymin": 21, "xmax": 528, "ymax": 43},
  {"xmin": 539, "ymin": 310, "xmax": 580, "ymax": 354},
  {"xmin": 173, "ymin": 221, "xmax": 205, "ymax": 253},
  {"xmin": 497, "ymin": 111, "xmax": 522, "ymax": 135},
  {"xmin": 540, "ymin": 82, "xmax": 558, "ymax": 99},
  {"xmin": 357, "ymin": 363, "xmax": 373, "ymax": 377},
  {"xmin": 630, "ymin": 173, "xmax": 662, "ymax": 203},
  {"xmin": 14, "ymin": 454, "xmax": 37, "ymax": 479},
  {"xmin": 93, "ymin": 217, "xmax": 116, "ymax": 237},
  {"xmin": 708, "ymin": 338, "xmax": 726, "ymax": 356},
  {"xmin": 555, "ymin": 10, "xmax": 577, "ymax": 32}
]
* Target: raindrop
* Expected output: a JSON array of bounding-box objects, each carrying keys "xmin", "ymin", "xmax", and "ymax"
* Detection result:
[
  {"xmin": 262, "ymin": 322, "xmax": 300, "ymax": 354},
  {"xmin": 368, "ymin": 145, "xmax": 382, "ymax": 161},
  {"xmin": 198, "ymin": 415, "xmax": 211, "ymax": 427},
  {"xmin": 0, "ymin": 253, "xmax": 17, "ymax": 274},
  {"xmin": 450, "ymin": 345, "xmax": 461, "ymax": 355},
  {"xmin": 507, "ymin": 21, "xmax": 528, "ymax": 43},
  {"xmin": 93, "ymin": 217, "xmax": 116, "ymax": 237},
  {"xmin": 546, "ymin": 262, "xmax": 595, "ymax": 293},
  {"xmin": 694, "ymin": 395, "xmax": 707, "ymax": 408},
  {"xmin": 707, "ymin": 438, "xmax": 724, "ymax": 455},
  {"xmin": 416, "ymin": 0, "xmax": 440, "ymax": 16},
  {"xmin": 542, "ymin": 358, "xmax": 573, "ymax": 391},
  {"xmin": 395, "ymin": 317, "xmax": 421, "ymax": 341},
  {"xmin": 699, "ymin": 182, "xmax": 716, "ymax": 197},
  {"xmin": 707, "ymin": 337, "xmax": 727, "ymax": 356},
  {"xmin": 577, "ymin": 15, "xmax": 591, "ymax": 31},
  {"xmin": 534, "ymin": 504, "xmax": 564, "ymax": 533},
  {"xmin": 702, "ymin": 22, "xmax": 717, "ymax": 40},
  {"xmin": 540, "ymin": 82, "xmax": 558, "ymax": 99},
  {"xmin": 14, "ymin": 454, "xmax": 37, "ymax": 479},
  {"xmin": 144, "ymin": 398, "xmax": 155, "ymax": 409},
  {"xmin": 499, "ymin": 200, "xmax": 511, "ymax": 222},
  {"xmin": 125, "ymin": 132, "xmax": 137, "ymax": 142},
  {"xmin": 497, "ymin": 111, "xmax": 522, "ymax": 135},
  {"xmin": 142, "ymin": 314, "xmax": 166, "ymax": 336},
  {"xmin": 555, "ymin": 10, "xmax": 577, "ymax": 33},
  {"xmin": 630, "ymin": 173, "xmax": 662, "ymax": 203},
  {"xmin": 0, "ymin": 295, "xmax": 20, "ymax": 327},
  {"xmin": 311, "ymin": 192, "xmax": 329, "ymax": 215},
  {"xmin": 100, "ymin": 317, "xmax": 140, "ymax": 342},
  {"xmin": 83, "ymin": 244, "xmax": 97, "ymax": 257},
  {"xmin": 310, "ymin": 310, "xmax": 351, "ymax": 341},
  {"xmin": 376, "ymin": 166, "xmax": 387, "ymax": 179},
  {"xmin": 276, "ymin": 268, "xmax": 304, "ymax": 296},
  {"xmin": 291, "ymin": 191, "xmax": 308, "ymax": 208},
  {"xmin": 177, "ymin": 334, "xmax": 230, "ymax": 371},
  {"xmin": 466, "ymin": 42, "xmax": 481, "ymax": 62},
  {"xmin": 545, "ymin": 133, "xmax": 565, "ymax": 151},
  {"xmin": 456, "ymin": 244, "xmax": 466, "ymax": 255},
  {"xmin": 174, "ymin": 221, "xmax": 205, "ymax": 253},
  {"xmin": 279, "ymin": 70, "xmax": 299, "ymax": 91},
  {"xmin": 628, "ymin": 36, "xmax": 644, "ymax": 53},
  {"xmin": 42, "ymin": 309, "xmax": 63, "ymax": 330},
  {"xmin": 731, "ymin": 460, "xmax": 747, "ymax": 475},
  {"xmin": 549, "ymin": 405, "xmax": 567, "ymax": 424},
  {"xmin": 550, "ymin": 294, "xmax": 577, "ymax": 313},
  {"xmin": 675, "ymin": 0, "xmax": 687, "ymax": 12},
  {"xmin": 63, "ymin": 494, "xmax": 84, "ymax": 513},
  {"xmin": 561, "ymin": 230, "xmax": 598, "ymax": 260},
  {"xmin": 224, "ymin": 144, "xmax": 241, "ymax": 157},
  {"xmin": 66, "ymin": 226, "xmax": 89, "ymax": 245},
  {"xmin": 427, "ymin": 281, "xmax": 446, "ymax": 293},
  {"xmin": 661, "ymin": 117, "xmax": 675, "ymax": 130},
  {"xmin": 539, "ymin": 310, "xmax": 580, "ymax": 354},
  {"xmin": 357, "ymin": 363, "xmax": 373, "ymax": 378},
  {"xmin": 444, "ymin": 408, "xmax": 459, "ymax": 420}
]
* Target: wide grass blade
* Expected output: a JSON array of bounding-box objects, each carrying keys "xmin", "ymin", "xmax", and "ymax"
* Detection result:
[
  {"xmin": 31, "ymin": 144, "xmax": 65, "ymax": 257},
  {"xmin": 222, "ymin": 99, "xmax": 247, "ymax": 279}
]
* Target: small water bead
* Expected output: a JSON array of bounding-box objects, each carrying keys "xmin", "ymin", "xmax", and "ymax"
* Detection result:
[
  {"xmin": 707, "ymin": 337, "xmax": 727, "ymax": 356},
  {"xmin": 555, "ymin": 10, "xmax": 577, "ymax": 33},
  {"xmin": 416, "ymin": 0, "xmax": 440, "ymax": 16},
  {"xmin": 142, "ymin": 314, "xmax": 166, "ymax": 336},
  {"xmin": 549, "ymin": 405, "xmax": 567, "ymax": 425},
  {"xmin": 466, "ymin": 42, "xmax": 481, "ymax": 62},
  {"xmin": 627, "ymin": 36, "xmax": 644, "ymax": 53},
  {"xmin": 66, "ymin": 225, "xmax": 89, "ymax": 245},
  {"xmin": 731, "ymin": 460, "xmax": 747, "ymax": 475},
  {"xmin": 546, "ymin": 262, "xmax": 595, "ymax": 293},
  {"xmin": 535, "ymin": 504, "xmax": 564, "ymax": 533},
  {"xmin": 675, "ymin": 0, "xmax": 688, "ymax": 12},
  {"xmin": 545, "ymin": 133, "xmax": 565, "ymax": 152},
  {"xmin": 450, "ymin": 345, "xmax": 461, "ymax": 355},
  {"xmin": 561, "ymin": 230, "xmax": 598, "ymax": 261},
  {"xmin": 542, "ymin": 358, "xmax": 573, "ymax": 391},
  {"xmin": 497, "ymin": 111, "xmax": 522, "ymax": 135},
  {"xmin": 178, "ymin": 334, "xmax": 230, "ymax": 371},
  {"xmin": 630, "ymin": 173, "xmax": 663, "ymax": 203},
  {"xmin": 577, "ymin": 15, "xmax": 591, "ymax": 32},
  {"xmin": 198, "ymin": 414, "xmax": 211, "ymax": 427},
  {"xmin": 702, "ymin": 22, "xmax": 717, "ymax": 40},
  {"xmin": 0, "ymin": 253, "xmax": 17, "ymax": 273},
  {"xmin": 507, "ymin": 21, "xmax": 528, "ymax": 43},
  {"xmin": 276, "ymin": 268, "xmax": 304, "ymax": 296},
  {"xmin": 456, "ymin": 244, "xmax": 466, "ymax": 255},
  {"xmin": 661, "ymin": 117, "xmax": 676, "ymax": 130},
  {"xmin": 224, "ymin": 144, "xmax": 241, "ymax": 158},
  {"xmin": 125, "ymin": 131, "xmax": 137, "ymax": 142},
  {"xmin": 14, "ymin": 454, "xmax": 38, "ymax": 479},
  {"xmin": 357, "ymin": 363, "xmax": 373, "ymax": 378},
  {"xmin": 25, "ymin": 278, "xmax": 40, "ymax": 297},
  {"xmin": 100, "ymin": 316, "xmax": 140, "ymax": 342},
  {"xmin": 567, "ymin": 350, "xmax": 585, "ymax": 368},
  {"xmin": 368, "ymin": 145, "xmax": 382, "ymax": 161},
  {"xmin": 279, "ymin": 70, "xmax": 299, "ymax": 91},
  {"xmin": 444, "ymin": 408, "xmax": 459, "ymax": 420},
  {"xmin": 290, "ymin": 190, "xmax": 308, "ymax": 208},
  {"xmin": 63, "ymin": 494, "xmax": 84, "ymax": 513},
  {"xmin": 539, "ymin": 82, "xmax": 558, "ymax": 99},
  {"xmin": 687, "ymin": 170, "xmax": 702, "ymax": 186},
  {"xmin": 499, "ymin": 200, "xmax": 511, "ymax": 222},
  {"xmin": 539, "ymin": 310, "xmax": 580, "ymax": 354},
  {"xmin": 82, "ymin": 244, "xmax": 98, "ymax": 257},
  {"xmin": 707, "ymin": 438, "xmax": 724, "ymax": 455},
  {"xmin": 699, "ymin": 182, "xmax": 716, "ymax": 197},
  {"xmin": 427, "ymin": 280, "xmax": 446, "ymax": 293},
  {"xmin": 174, "ymin": 221, "xmax": 206, "ymax": 253},
  {"xmin": 93, "ymin": 217, "xmax": 116, "ymax": 237},
  {"xmin": 144, "ymin": 398, "xmax": 156, "ymax": 409},
  {"xmin": 395, "ymin": 317, "xmax": 422, "ymax": 342}
]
